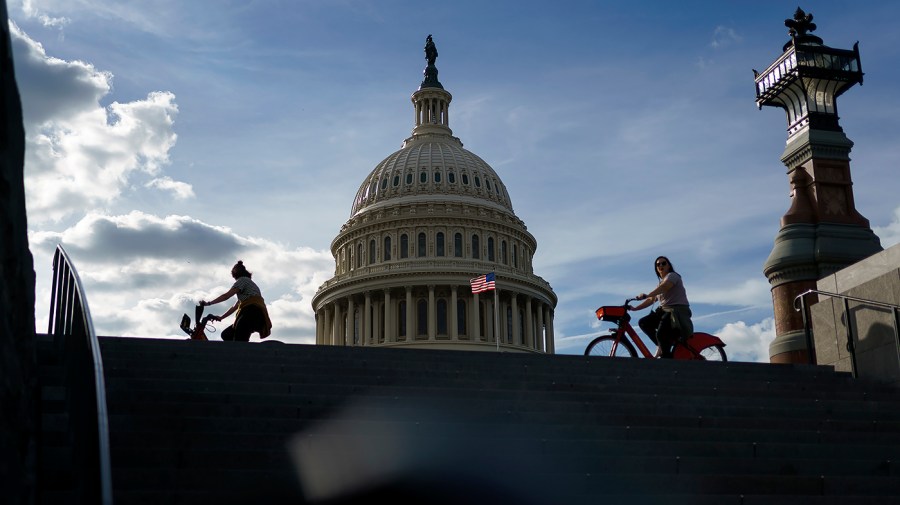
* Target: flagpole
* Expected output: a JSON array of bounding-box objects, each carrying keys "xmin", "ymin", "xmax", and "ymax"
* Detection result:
[{"xmin": 493, "ymin": 276, "xmax": 501, "ymax": 352}]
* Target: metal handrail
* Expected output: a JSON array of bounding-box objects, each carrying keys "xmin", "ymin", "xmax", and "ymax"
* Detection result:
[
  {"xmin": 794, "ymin": 289, "xmax": 900, "ymax": 379},
  {"xmin": 49, "ymin": 245, "xmax": 113, "ymax": 504}
]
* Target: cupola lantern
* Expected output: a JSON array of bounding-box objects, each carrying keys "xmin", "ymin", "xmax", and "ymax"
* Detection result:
[{"xmin": 754, "ymin": 7, "xmax": 863, "ymax": 137}]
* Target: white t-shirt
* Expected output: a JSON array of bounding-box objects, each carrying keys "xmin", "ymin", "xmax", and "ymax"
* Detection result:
[
  {"xmin": 232, "ymin": 276, "xmax": 261, "ymax": 302},
  {"xmin": 657, "ymin": 272, "xmax": 689, "ymax": 307}
]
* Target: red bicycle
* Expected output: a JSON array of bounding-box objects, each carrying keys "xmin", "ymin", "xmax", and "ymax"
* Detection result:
[{"xmin": 585, "ymin": 299, "xmax": 727, "ymax": 360}]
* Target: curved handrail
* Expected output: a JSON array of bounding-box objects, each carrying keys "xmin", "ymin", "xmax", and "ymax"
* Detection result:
[{"xmin": 49, "ymin": 245, "xmax": 113, "ymax": 504}]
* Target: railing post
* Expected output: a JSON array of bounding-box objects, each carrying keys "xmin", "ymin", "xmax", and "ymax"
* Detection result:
[
  {"xmin": 893, "ymin": 307, "xmax": 900, "ymax": 378},
  {"xmin": 797, "ymin": 293, "xmax": 816, "ymax": 365},
  {"xmin": 843, "ymin": 297, "xmax": 858, "ymax": 379}
]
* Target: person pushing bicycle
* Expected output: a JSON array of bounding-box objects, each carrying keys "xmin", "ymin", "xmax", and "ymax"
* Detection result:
[{"xmin": 627, "ymin": 256, "xmax": 693, "ymax": 359}]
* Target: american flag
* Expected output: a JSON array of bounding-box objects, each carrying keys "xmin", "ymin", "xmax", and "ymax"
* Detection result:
[{"xmin": 470, "ymin": 272, "xmax": 496, "ymax": 293}]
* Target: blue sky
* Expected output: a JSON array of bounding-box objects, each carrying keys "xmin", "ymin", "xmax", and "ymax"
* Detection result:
[{"xmin": 9, "ymin": 0, "xmax": 900, "ymax": 361}]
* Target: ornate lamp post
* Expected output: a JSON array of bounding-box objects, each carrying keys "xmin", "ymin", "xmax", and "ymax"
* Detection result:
[{"xmin": 755, "ymin": 8, "xmax": 882, "ymax": 364}]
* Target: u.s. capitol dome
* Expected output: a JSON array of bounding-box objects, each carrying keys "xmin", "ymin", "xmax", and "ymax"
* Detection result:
[{"xmin": 311, "ymin": 36, "xmax": 556, "ymax": 352}]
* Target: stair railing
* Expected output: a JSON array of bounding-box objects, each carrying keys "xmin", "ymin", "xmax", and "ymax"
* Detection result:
[
  {"xmin": 48, "ymin": 244, "xmax": 113, "ymax": 505},
  {"xmin": 795, "ymin": 289, "xmax": 900, "ymax": 379}
]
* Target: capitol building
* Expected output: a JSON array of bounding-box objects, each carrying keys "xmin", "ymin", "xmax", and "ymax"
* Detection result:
[{"xmin": 311, "ymin": 36, "xmax": 557, "ymax": 353}]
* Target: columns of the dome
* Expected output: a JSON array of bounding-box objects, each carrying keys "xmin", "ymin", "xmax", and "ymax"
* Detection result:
[
  {"xmin": 314, "ymin": 309, "xmax": 322, "ymax": 345},
  {"xmin": 471, "ymin": 293, "xmax": 481, "ymax": 341},
  {"xmin": 363, "ymin": 292, "xmax": 372, "ymax": 346},
  {"xmin": 383, "ymin": 289, "xmax": 392, "ymax": 343},
  {"xmin": 318, "ymin": 307, "xmax": 326, "ymax": 345},
  {"xmin": 427, "ymin": 285, "xmax": 436, "ymax": 340},
  {"xmin": 536, "ymin": 305, "xmax": 545, "ymax": 352},
  {"xmin": 410, "ymin": 88, "xmax": 453, "ymax": 137},
  {"xmin": 485, "ymin": 296, "xmax": 494, "ymax": 343},
  {"xmin": 325, "ymin": 306, "xmax": 333, "ymax": 345},
  {"xmin": 525, "ymin": 298, "xmax": 534, "ymax": 349},
  {"xmin": 330, "ymin": 303, "xmax": 340, "ymax": 345},
  {"xmin": 346, "ymin": 297, "xmax": 355, "ymax": 345},
  {"xmin": 372, "ymin": 298, "xmax": 381, "ymax": 344},
  {"xmin": 511, "ymin": 296, "xmax": 520, "ymax": 345},
  {"xmin": 338, "ymin": 303, "xmax": 345, "ymax": 346},
  {"xmin": 405, "ymin": 287, "xmax": 413, "ymax": 343},
  {"xmin": 498, "ymin": 295, "xmax": 506, "ymax": 344},
  {"xmin": 492, "ymin": 292, "xmax": 500, "ymax": 344},
  {"xmin": 320, "ymin": 307, "xmax": 328, "ymax": 345},
  {"xmin": 450, "ymin": 286, "xmax": 459, "ymax": 340},
  {"xmin": 415, "ymin": 97, "xmax": 447, "ymax": 126},
  {"xmin": 545, "ymin": 307, "xmax": 555, "ymax": 354}
]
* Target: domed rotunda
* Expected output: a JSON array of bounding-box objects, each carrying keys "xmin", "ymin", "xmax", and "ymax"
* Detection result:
[{"xmin": 311, "ymin": 36, "xmax": 557, "ymax": 352}]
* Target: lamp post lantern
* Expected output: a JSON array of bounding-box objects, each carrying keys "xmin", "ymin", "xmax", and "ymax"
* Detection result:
[{"xmin": 755, "ymin": 8, "xmax": 882, "ymax": 364}]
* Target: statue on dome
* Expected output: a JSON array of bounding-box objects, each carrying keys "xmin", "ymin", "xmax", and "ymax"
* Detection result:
[
  {"xmin": 420, "ymin": 34, "xmax": 443, "ymax": 89},
  {"xmin": 425, "ymin": 34, "xmax": 438, "ymax": 66}
]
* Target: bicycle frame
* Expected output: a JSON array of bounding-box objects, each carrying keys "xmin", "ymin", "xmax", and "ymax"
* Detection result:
[
  {"xmin": 609, "ymin": 321, "xmax": 655, "ymax": 358},
  {"xmin": 180, "ymin": 304, "xmax": 214, "ymax": 340}
]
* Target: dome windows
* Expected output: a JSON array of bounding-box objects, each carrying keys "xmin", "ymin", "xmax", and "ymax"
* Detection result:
[
  {"xmin": 417, "ymin": 232, "xmax": 427, "ymax": 257},
  {"xmin": 436, "ymin": 232, "xmax": 445, "ymax": 256},
  {"xmin": 338, "ymin": 229, "xmax": 531, "ymax": 274}
]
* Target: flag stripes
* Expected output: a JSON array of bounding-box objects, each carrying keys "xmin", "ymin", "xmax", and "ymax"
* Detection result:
[{"xmin": 470, "ymin": 272, "xmax": 496, "ymax": 293}]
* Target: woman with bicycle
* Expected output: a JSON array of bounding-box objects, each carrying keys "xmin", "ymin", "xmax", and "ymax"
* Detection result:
[
  {"xmin": 627, "ymin": 256, "xmax": 693, "ymax": 358},
  {"xmin": 200, "ymin": 260, "xmax": 272, "ymax": 341}
]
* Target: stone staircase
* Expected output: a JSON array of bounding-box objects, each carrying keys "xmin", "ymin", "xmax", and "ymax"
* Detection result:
[
  {"xmin": 94, "ymin": 336, "xmax": 900, "ymax": 505},
  {"xmin": 35, "ymin": 333, "xmax": 76, "ymax": 504}
]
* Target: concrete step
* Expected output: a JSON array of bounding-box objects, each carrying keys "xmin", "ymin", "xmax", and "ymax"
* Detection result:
[
  {"xmin": 97, "ymin": 337, "xmax": 849, "ymax": 378},
  {"xmin": 101, "ymin": 377, "xmax": 900, "ymax": 425},
  {"xmin": 100, "ymin": 361, "xmax": 887, "ymax": 401}
]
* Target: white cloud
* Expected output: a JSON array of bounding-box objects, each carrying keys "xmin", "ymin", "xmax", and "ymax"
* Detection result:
[
  {"xmin": 10, "ymin": 21, "xmax": 110, "ymax": 124},
  {"xmin": 11, "ymin": 24, "xmax": 185, "ymax": 223},
  {"xmin": 712, "ymin": 318, "xmax": 773, "ymax": 362},
  {"xmin": 17, "ymin": 0, "xmax": 69, "ymax": 28},
  {"xmin": 711, "ymin": 26, "xmax": 741, "ymax": 49},
  {"xmin": 145, "ymin": 176, "xmax": 195, "ymax": 199},
  {"xmin": 29, "ymin": 211, "xmax": 242, "ymax": 262},
  {"xmin": 873, "ymin": 206, "xmax": 900, "ymax": 249}
]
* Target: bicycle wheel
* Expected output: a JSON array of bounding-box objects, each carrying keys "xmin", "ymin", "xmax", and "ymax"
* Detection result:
[
  {"xmin": 699, "ymin": 344, "xmax": 727, "ymax": 361},
  {"xmin": 585, "ymin": 335, "xmax": 637, "ymax": 357}
]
